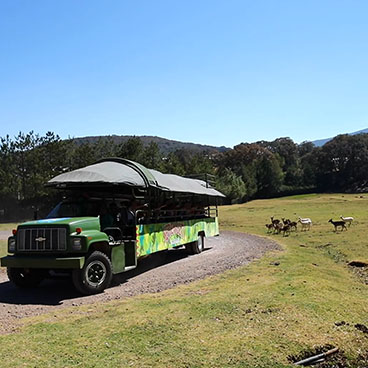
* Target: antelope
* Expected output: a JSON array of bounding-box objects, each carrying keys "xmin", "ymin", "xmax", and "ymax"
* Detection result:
[
  {"xmin": 271, "ymin": 216, "xmax": 280, "ymax": 226},
  {"xmin": 273, "ymin": 222, "xmax": 283, "ymax": 234},
  {"xmin": 340, "ymin": 215, "xmax": 354, "ymax": 227},
  {"xmin": 265, "ymin": 223, "xmax": 274, "ymax": 233},
  {"xmin": 329, "ymin": 219, "xmax": 347, "ymax": 232},
  {"xmin": 298, "ymin": 217, "xmax": 312, "ymax": 231},
  {"xmin": 288, "ymin": 221, "xmax": 298, "ymax": 231},
  {"xmin": 281, "ymin": 223, "xmax": 291, "ymax": 237}
]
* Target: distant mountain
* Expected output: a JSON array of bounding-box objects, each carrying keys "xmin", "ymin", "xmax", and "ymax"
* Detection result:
[
  {"xmin": 71, "ymin": 135, "xmax": 230, "ymax": 155},
  {"xmin": 312, "ymin": 128, "xmax": 368, "ymax": 147}
]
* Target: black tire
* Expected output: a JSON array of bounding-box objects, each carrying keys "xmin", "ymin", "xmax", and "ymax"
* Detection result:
[
  {"xmin": 7, "ymin": 267, "xmax": 46, "ymax": 288},
  {"xmin": 188, "ymin": 234, "xmax": 205, "ymax": 254},
  {"xmin": 72, "ymin": 251, "xmax": 112, "ymax": 295}
]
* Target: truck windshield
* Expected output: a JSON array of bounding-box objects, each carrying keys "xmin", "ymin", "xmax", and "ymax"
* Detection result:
[{"xmin": 47, "ymin": 200, "xmax": 100, "ymax": 218}]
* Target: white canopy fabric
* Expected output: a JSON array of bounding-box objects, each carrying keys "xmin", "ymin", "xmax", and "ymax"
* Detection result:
[
  {"xmin": 48, "ymin": 161, "xmax": 146, "ymax": 187},
  {"xmin": 150, "ymin": 169, "xmax": 225, "ymax": 197},
  {"xmin": 48, "ymin": 158, "xmax": 225, "ymax": 198}
]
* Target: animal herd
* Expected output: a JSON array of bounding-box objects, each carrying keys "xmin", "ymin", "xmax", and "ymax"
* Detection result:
[{"xmin": 265, "ymin": 215, "xmax": 354, "ymax": 236}]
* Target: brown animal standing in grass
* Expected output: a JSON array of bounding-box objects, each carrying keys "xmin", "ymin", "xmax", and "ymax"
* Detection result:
[
  {"xmin": 271, "ymin": 216, "xmax": 280, "ymax": 226},
  {"xmin": 328, "ymin": 219, "xmax": 347, "ymax": 232},
  {"xmin": 281, "ymin": 223, "xmax": 291, "ymax": 236},
  {"xmin": 282, "ymin": 218, "xmax": 298, "ymax": 231},
  {"xmin": 265, "ymin": 223, "xmax": 274, "ymax": 233},
  {"xmin": 281, "ymin": 218, "xmax": 290, "ymax": 225},
  {"xmin": 273, "ymin": 222, "xmax": 283, "ymax": 234},
  {"xmin": 288, "ymin": 221, "xmax": 298, "ymax": 231}
]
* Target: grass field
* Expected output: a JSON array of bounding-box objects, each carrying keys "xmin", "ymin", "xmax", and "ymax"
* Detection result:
[
  {"xmin": 0, "ymin": 223, "xmax": 17, "ymax": 231},
  {"xmin": 0, "ymin": 240, "xmax": 6, "ymax": 258},
  {"xmin": 0, "ymin": 194, "xmax": 367, "ymax": 367}
]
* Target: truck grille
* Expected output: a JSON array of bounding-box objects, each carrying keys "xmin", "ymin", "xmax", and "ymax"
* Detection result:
[{"xmin": 17, "ymin": 228, "xmax": 67, "ymax": 252}]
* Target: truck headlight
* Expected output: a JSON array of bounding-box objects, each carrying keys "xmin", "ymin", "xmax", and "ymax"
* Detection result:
[
  {"xmin": 8, "ymin": 238, "xmax": 16, "ymax": 253},
  {"xmin": 72, "ymin": 238, "xmax": 82, "ymax": 251}
]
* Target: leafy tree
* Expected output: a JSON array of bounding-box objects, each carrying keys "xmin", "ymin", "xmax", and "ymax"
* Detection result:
[
  {"xmin": 298, "ymin": 141, "xmax": 315, "ymax": 157},
  {"xmin": 255, "ymin": 154, "xmax": 284, "ymax": 196},
  {"xmin": 257, "ymin": 137, "xmax": 301, "ymax": 186},
  {"xmin": 216, "ymin": 168, "xmax": 246, "ymax": 203},
  {"xmin": 69, "ymin": 142, "xmax": 97, "ymax": 170},
  {"xmin": 162, "ymin": 151, "xmax": 186, "ymax": 176},
  {"xmin": 0, "ymin": 135, "xmax": 17, "ymax": 199},
  {"xmin": 117, "ymin": 137, "xmax": 144, "ymax": 162},
  {"xmin": 141, "ymin": 142, "xmax": 163, "ymax": 170},
  {"xmin": 216, "ymin": 143, "xmax": 283, "ymax": 198},
  {"xmin": 94, "ymin": 137, "xmax": 119, "ymax": 159},
  {"xmin": 316, "ymin": 134, "xmax": 368, "ymax": 191}
]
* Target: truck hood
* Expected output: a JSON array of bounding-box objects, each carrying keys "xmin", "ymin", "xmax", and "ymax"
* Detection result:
[{"xmin": 19, "ymin": 217, "xmax": 101, "ymax": 232}]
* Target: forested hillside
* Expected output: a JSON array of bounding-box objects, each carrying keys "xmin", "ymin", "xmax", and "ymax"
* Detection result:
[{"xmin": 1, "ymin": 131, "xmax": 368, "ymax": 221}]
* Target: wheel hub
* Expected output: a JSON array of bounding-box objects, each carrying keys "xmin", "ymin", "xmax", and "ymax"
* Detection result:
[{"xmin": 86, "ymin": 260, "xmax": 106, "ymax": 287}]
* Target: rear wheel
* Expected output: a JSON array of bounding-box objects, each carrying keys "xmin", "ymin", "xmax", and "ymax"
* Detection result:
[
  {"xmin": 72, "ymin": 251, "xmax": 112, "ymax": 295},
  {"xmin": 7, "ymin": 267, "xmax": 46, "ymax": 288},
  {"xmin": 187, "ymin": 234, "xmax": 205, "ymax": 254}
]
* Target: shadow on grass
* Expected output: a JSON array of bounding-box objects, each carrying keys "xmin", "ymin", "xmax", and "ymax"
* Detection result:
[{"xmin": 0, "ymin": 247, "xmax": 210, "ymax": 306}]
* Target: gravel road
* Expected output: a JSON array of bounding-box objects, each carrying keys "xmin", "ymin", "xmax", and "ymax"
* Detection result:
[{"xmin": 0, "ymin": 231, "xmax": 280, "ymax": 334}]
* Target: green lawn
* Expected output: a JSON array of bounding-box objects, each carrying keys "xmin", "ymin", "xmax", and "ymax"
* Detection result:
[
  {"xmin": 0, "ymin": 194, "xmax": 367, "ymax": 367},
  {"xmin": 0, "ymin": 223, "xmax": 18, "ymax": 231},
  {"xmin": 0, "ymin": 240, "xmax": 6, "ymax": 258}
]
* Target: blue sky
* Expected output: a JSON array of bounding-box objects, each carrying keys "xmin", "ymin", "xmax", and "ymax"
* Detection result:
[{"xmin": 1, "ymin": 1, "xmax": 367, "ymax": 148}]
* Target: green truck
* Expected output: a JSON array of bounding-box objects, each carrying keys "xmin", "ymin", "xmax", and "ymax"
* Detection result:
[{"xmin": 1, "ymin": 158, "xmax": 224, "ymax": 294}]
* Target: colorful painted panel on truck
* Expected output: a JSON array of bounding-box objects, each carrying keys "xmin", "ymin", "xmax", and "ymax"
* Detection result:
[{"xmin": 136, "ymin": 217, "xmax": 219, "ymax": 257}]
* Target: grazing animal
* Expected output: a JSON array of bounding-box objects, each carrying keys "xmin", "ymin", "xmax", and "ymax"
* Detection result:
[
  {"xmin": 281, "ymin": 223, "xmax": 291, "ymax": 237},
  {"xmin": 265, "ymin": 223, "xmax": 274, "ymax": 233},
  {"xmin": 329, "ymin": 219, "xmax": 347, "ymax": 232},
  {"xmin": 273, "ymin": 222, "xmax": 283, "ymax": 234},
  {"xmin": 282, "ymin": 218, "xmax": 291, "ymax": 225},
  {"xmin": 271, "ymin": 216, "xmax": 280, "ymax": 226},
  {"xmin": 298, "ymin": 217, "xmax": 312, "ymax": 231},
  {"xmin": 288, "ymin": 221, "xmax": 298, "ymax": 231},
  {"xmin": 340, "ymin": 215, "xmax": 354, "ymax": 227}
]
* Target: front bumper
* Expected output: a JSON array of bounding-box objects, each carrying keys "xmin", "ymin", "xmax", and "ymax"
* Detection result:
[{"xmin": 0, "ymin": 255, "xmax": 85, "ymax": 269}]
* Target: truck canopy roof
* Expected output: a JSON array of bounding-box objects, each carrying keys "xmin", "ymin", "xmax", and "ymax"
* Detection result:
[{"xmin": 47, "ymin": 158, "xmax": 225, "ymax": 198}]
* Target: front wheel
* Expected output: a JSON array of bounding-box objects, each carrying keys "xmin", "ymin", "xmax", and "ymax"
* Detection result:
[
  {"xmin": 7, "ymin": 267, "xmax": 46, "ymax": 288},
  {"xmin": 72, "ymin": 251, "xmax": 112, "ymax": 295}
]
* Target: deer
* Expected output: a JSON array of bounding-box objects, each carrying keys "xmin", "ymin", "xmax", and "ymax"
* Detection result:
[
  {"xmin": 281, "ymin": 218, "xmax": 290, "ymax": 225},
  {"xmin": 265, "ymin": 223, "xmax": 274, "ymax": 233},
  {"xmin": 340, "ymin": 215, "xmax": 354, "ymax": 227},
  {"xmin": 281, "ymin": 223, "xmax": 291, "ymax": 237},
  {"xmin": 298, "ymin": 217, "xmax": 312, "ymax": 231},
  {"xmin": 271, "ymin": 216, "xmax": 280, "ymax": 226},
  {"xmin": 288, "ymin": 220, "xmax": 298, "ymax": 231},
  {"xmin": 273, "ymin": 222, "xmax": 283, "ymax": 234},
  {"xmin": 329, "ymin": 219, "xmax": 347, "ymax": 232}
]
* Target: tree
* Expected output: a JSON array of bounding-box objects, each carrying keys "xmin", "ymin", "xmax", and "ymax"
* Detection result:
[
  {"xmin": 216, "ymin": 168, "xmax": 246, "ymax": 203},
  {"xmin": 69, "ymin": 142, "xmax": 97, "ymax": 170},
  {"xmin": 257, "ymin": 137, "xmax": 301, "ymax": 187},
  {"xmin": 316, "ymin": 134, "xmax": 368, "ymax": 191},
  {"xmin": 0, "ymin": 135, "xmax": 17, "ymax": 199},
  {"xmin": 255, "ymin": 154, "xmax": 284, "ymax": 197},
  {"xmin": 216, "ymin": 143, "xmax": 283, "ymax": 198},
  {"xmin": 141, "ymin": 142, "xmax": 163, "ymax": 170},
  {"xmin": 117, "ymin": 137, "xmax": 144, "ymax": 162}
]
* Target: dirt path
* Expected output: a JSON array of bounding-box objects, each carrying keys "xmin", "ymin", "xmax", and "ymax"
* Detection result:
[
  {"xmin": 0, "ymin": 230, "xmax": 11, "ymax": 240},
  {"xmin": 0, "ymin": 231, "xmax": 281, "ymax": 334}
]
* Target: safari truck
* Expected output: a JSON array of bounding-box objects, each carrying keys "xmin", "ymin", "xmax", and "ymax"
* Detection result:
[{"xmin": 1, "ymin": 158, "xmax": 224, "ymax": 294}]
